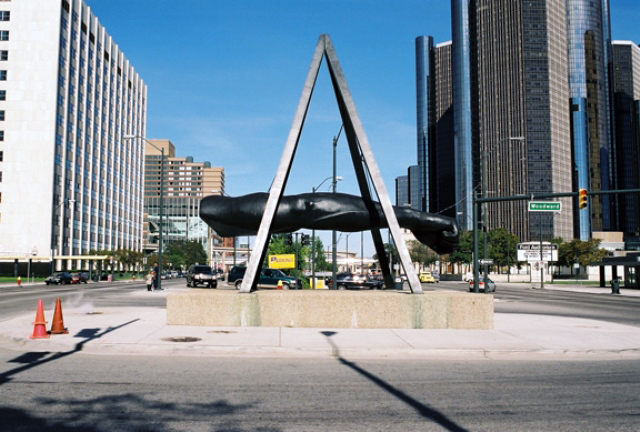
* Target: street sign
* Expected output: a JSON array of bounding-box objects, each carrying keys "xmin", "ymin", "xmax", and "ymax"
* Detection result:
[
  {"xmin": 517, "ymin": 243, "xmax": 558, "ymax": 262},
  {"xmin": 528, "ymin": 201, "xmax": 561, "ymax": 212},
  {"xmin": 517, "ymin": 243, "xmax": 558, "ymax": 251},
  {"xmin": 478, "ymin": 259, "xmax": 493, "ymax": 265}
]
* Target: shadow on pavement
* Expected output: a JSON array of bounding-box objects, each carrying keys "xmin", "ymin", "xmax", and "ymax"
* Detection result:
[
  {"xmin": 0, "ymin": 319, "xmax": 139, "ymax": 386},
  {"xmin": 321, "ymin": 330, "xmax": 470, "ymax": 432}
]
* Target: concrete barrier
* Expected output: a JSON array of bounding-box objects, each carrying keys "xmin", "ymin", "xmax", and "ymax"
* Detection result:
[{"xmin": 167, "ymin": 290, "xmax": 493, "ymax": 329}]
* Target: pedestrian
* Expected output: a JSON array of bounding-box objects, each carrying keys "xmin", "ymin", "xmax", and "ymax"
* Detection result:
[
  {"xmin": 152, "ymin": 264, "xmax": 160, "ymax": 290},
  {"xmin": 145, "ymin": 270, "xmax": 154, "ymax": 291}
]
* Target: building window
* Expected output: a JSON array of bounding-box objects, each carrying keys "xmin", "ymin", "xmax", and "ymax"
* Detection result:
[
  {"xmin": 0, "ymin": 31, "xmax": 8, "ymax": 41},
  {"xmin": 0, "ymin": 111, "xmax": 5, "ymax": 121},
  {"xmin": 0, "ymin": 150, "xmax": 3, "ymax": 161},
  {"xmin": 0, "ymin": 131, "xmax": 4, "ymax": 141},
  {"xmin": 0, "ymin": 70, "xmax": 5, "ymax": 80},
  {"xmin": 0, "ymin": 50, "xmax": 7, "ymax": 60},
  {"xmin": 0, "ymin": 90, "xmax": 6, "ymax": 101},
  {"xmin": 0, "ymin": 11, "xmax": 9, "ymax": 21}
]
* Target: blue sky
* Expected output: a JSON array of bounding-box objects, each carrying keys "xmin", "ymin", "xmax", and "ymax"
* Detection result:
[{"xmin": 86, "ymin": 0, "xmax": 639, "ymax": 257}]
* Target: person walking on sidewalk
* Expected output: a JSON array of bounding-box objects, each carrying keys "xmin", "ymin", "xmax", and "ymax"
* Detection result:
[
  {"xmin": 152, "ymin": 264, "xmax": 162, "ymax": 290},
  {"xmin": 145, "ymin": 270, "xmax": 154, "ymax": 291}
]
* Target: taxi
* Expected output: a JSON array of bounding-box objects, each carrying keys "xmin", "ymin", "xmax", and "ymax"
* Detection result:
[{"xmin": 418, "ymin": 271, "xmax": 436, "ymax": 283}]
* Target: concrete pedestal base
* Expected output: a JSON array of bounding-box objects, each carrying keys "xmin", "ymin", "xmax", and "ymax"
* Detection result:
[{"xmin": 167, "ymin": 290, "xmax": 493, "ymax": 329}]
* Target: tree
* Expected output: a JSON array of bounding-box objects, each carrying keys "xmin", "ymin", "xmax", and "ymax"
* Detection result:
[
  {"xmin": 164, "ymin": 240, "xmax": 208, "ymax": 269},
  {"xmin": 487, "ymin": 227, "xmax": 520, "ymax": 272},
  {"xmin": 557, "ymin": 238, "xmax": 606, "ymax": 273},
  {"xmin": 408, "ymin": 240, "xmax": 437, "ymax": 269},
  {"xmin": 311, "ymin": 236, "xmax": 331, "ymax": 272},
  {"xmin": 448, "ymin": 230, "xmax": 473, "ymax": 267}
]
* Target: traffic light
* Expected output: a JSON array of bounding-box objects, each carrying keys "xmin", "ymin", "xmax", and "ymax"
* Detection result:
[
  {"xmin": 284, "ymin": 233, "xmax": 293, "ymax": 246},
  {"xmin": 300, "ymin": 234, "xmax": 309, "ymax": 246},
  {"xmin": 579, "ymin": 188, "xmax": 588, "ymax": 209}
]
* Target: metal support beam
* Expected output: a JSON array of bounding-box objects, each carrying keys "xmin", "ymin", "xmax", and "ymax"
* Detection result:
[{"xmin": 240, "ymin": 34, "xmax": 422, "ymax": 293}]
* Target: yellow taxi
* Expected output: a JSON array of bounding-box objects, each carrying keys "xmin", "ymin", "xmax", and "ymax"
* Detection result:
[{"xmin": 419, "ymin": 271, "xmax": 436, "ymax": 283}]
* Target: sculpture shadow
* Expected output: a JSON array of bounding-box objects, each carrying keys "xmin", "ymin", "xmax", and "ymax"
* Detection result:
[
  {"xmin": 0, "ymin": 320, "xmax": 138, "ymax": 386},
  {"xmin": 321, "ymin": 331, "xmax": 470, "ymax": 432}
]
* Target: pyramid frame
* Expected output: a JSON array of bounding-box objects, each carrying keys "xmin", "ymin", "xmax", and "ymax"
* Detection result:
[{"xmin": 239, "ymin": 34, "xmax": 422, "ymax": 294}]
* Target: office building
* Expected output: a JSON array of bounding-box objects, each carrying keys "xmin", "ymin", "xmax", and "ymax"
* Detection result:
[
  {"xmin": 0, "ymin": 0, "xmax": 146, "ymax": 268},
  {"xmin": 450, "ymin": 0, "xmax": 475, "ymax": 230},
  {"xmin": 566, "ymin": 0, "xmax": 616, "ymax": 239},
  {"xmin": 415, "ymin": 36, "xmax": 434, "ymax": 213},
  {"xmin": 448, "ymin": 0, "xmax": 586, "ymax": 242},
  {"xmin": 432, "ymin": 41, "xmax": 456, "ymax": 218},
  {"xmin": 395, "ymin": 175, "xmax": 409, "ymax": 207},
  {"xmin": 143, "ymin": 139, "xmax": 224, "ymax": 261},
  {"xmin": 612, "ymin": 41, "xmax": 640, "ymax": 240}
]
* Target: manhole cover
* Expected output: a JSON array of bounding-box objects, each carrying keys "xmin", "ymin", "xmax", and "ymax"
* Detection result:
[
  {"xmin": 161, "ymin": 337, "xmax": 202, "ymax": 343},
  {"xmin": 208, "ymin": 330, "xmax": 236, "ymax": 334}
]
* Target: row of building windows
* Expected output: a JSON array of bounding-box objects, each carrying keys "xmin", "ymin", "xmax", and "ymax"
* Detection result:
[{"xmin": 0, "ymin": 11, "xmax": 5, "ymax": 210}]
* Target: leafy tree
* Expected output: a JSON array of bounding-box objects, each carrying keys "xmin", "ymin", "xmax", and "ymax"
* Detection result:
[
  {"xmin": 487, "ymin": 227, "xmax": 520, "ymax": 271},
  {"xmin": 163, "ymin": 240, "xmax": 208, "ymax": 269},
  {"xmin": 310, "ymin": 236, "xmax": 330, "ymax": 272},
  {"xmin": 556, "ymin": 238, "xmax": 606, "ymax": 273},
  {"xmin": 408, "ymin": 240, "xmax": 438, "ymax": 269},
  {"xmin": 448, "ymin": 230, "xmax": 473, "ymax": 266}
]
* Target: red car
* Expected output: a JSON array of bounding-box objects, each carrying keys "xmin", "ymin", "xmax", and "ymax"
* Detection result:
[{"xmin": 71, "ymin": 272, "xmax": 88, "ymax": 284}]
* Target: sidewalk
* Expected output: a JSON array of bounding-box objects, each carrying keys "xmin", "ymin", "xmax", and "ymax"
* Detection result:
[{"xmin": 1, "ymin": 285, "xmax": 640, "ymax": 359}]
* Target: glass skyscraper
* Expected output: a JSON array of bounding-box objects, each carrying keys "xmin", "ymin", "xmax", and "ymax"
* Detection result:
[
  {"xmin": 566, "ymin": 0, "xmax": 615, "ymax": 239},
  {"xmin": 450, "ymin": 0, "xmax": 574, "ymax": 242},
  {"xmin": 612, "ymin": 41, "xmax": 640, "ymax": 239}
]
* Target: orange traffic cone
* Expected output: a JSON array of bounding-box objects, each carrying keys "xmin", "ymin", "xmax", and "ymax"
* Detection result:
[
  {"xmin": 30, "ymin": 299, "xmax": 50, "ymax": 339},
  {"xmin": 277, "ymin": 280, "xmax": 283, "ymax": 290},
  {"xmin": 50, "ymin": 297, "xmax": 69, "ymax": 335}
]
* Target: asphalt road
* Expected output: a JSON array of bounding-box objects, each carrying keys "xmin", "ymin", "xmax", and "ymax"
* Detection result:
[{"xmin": 1, "ymin": 351, "xmax": 638, "ymax": 431}]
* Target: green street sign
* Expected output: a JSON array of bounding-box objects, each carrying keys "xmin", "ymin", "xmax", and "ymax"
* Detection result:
[{"xmin": 528, "ymin": 201, "xmax": 561, "ymax": 212}]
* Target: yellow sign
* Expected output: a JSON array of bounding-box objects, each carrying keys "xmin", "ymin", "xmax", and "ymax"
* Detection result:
[{"xmin": 268, "ymin": 254, "xmax": 295, "ymax": 269}]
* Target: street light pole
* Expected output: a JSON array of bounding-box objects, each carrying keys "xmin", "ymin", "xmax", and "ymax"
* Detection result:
[
  {"xmin": 331, "ymin": 126, "xmax": 342, "ymax": 290},
  {"xmin": 311, "ymin": 175, "xmax": 342, "ymax": 289},
  {"xmin": 123, "ymin": 135, "xmax": 164, "ymax": 291}
]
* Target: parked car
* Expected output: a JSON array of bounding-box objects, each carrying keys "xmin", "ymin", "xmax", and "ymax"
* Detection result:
[
  {"xmin": 215, "ymin": 269, "xmax": 225, "ymax": 281},
  {"xmin": 45, "ymin": 272, "xmax": 73, "ymax": 285},
  {"xmin": 418, "ymin": 271, "xmax": 436, "ymax": 283},
  {"xmin": 469, "ymin": 278, "xmax": 496, "ymax": 292},
  {"xmin": 327, "ymin": 272, "xmax": 382, "ymax": 290},
  {"xmin": 186, "ymin": 265, "xmax": 217, "ymax": 288},
  {"xmin": 432, "ymin": 272, "xmax": 441, "ymax": 283},
  {"xmin": 227, "ymin": 266, "xmax": 302, "ymax": 290},
  {"xmin": 71, "ymin": 272, "xmax": 88, "ymax": 284}
]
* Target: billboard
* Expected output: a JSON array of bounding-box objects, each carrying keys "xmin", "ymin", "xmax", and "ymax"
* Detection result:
[{"xmin": 268, "ymin": 254, "xmax": 295, "ymax": 269}]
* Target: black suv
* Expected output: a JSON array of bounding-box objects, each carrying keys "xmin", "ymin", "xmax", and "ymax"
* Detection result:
[
  {"xmin": 186, "ymin": 264, "xmax": 217, "ymax": 288},
  {"xmin": 227, "ymin": 266, "xmax": 302, "ymax": 290}
]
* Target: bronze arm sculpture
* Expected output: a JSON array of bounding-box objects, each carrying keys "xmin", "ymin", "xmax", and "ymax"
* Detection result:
[{"xmin": 200, "ymin": 192, "xmax": 459, "ymax": 255}]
